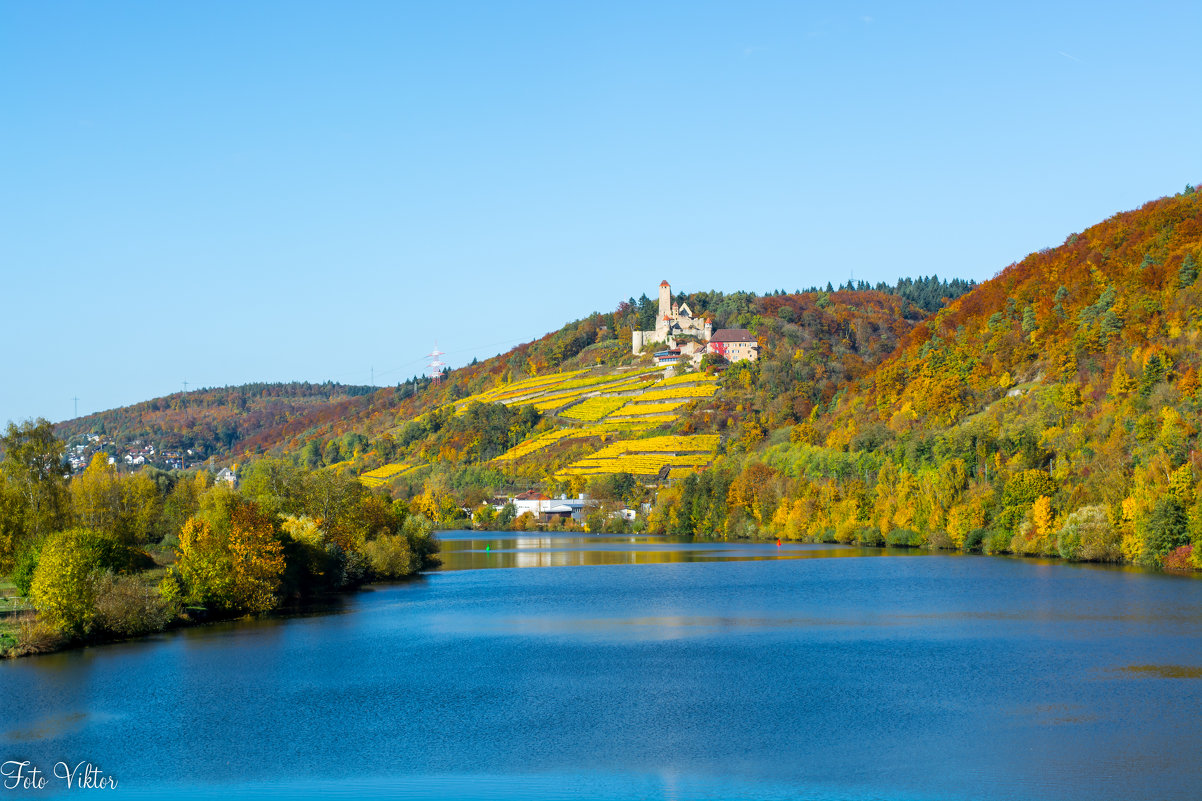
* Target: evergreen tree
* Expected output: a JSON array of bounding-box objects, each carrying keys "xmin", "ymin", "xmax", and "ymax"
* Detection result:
[{"xmin": 1179, "ymin": 254, "xmax": 1198, "ymax": 288}]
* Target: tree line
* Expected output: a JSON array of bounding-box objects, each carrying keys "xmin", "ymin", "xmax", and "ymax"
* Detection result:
[{"xmin": 0, "ymin": 419, "xmax": 439, "ymax": 657}]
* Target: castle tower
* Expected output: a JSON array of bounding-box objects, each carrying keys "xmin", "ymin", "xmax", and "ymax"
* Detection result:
[{"xmin": 658, "ymin": 280, "xmax": 671, "ymax": 321}]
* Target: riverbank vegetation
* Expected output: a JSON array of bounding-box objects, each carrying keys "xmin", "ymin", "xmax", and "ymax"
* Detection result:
[{"xmin": 0, "ymin": 422, "xmax": 439, "ymax": 657}]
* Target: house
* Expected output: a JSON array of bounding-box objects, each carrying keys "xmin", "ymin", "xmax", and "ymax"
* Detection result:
[
  {"xmin": 653, "ymin": 348, "xmax": 682, "ymax": 367},
  {"xmin": 215, "ymin": 466, "xmax": 237, "ymax": 486},
  {"xmin": 495, "ymin": 493, "xmax": 592, "ymax": 524},
  {"xmin": 707, "ymin": 328, "xmax": 760, "ymax": 363}
]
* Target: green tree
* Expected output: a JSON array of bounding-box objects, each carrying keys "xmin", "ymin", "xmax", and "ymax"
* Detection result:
[
  {"xmin": 1179, "ymin": 254, "xmax": 1198, "ymax": 288},
  {"xmin": 1, "ymin": 419, "xmax": 69, "ymax": 565},
  {"xmin": 29, "ymin": 529, "xmax": 131, "ymax": 635},
  {"xmin": 239, "ymin": 458, "xmax": 305, "ymax": 517},
  {"xmin": 1145, "ymin": 497, "xmax": 1188, "ymax": 559}
]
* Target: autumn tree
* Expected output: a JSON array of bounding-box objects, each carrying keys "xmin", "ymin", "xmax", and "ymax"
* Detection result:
[
  {"xmin": 173, "ymin": 503, "xmax": 285, "ymax": 615},
  {"xmin": 29, "ymin": 528, "xmax": 134, "ymax": 635}
]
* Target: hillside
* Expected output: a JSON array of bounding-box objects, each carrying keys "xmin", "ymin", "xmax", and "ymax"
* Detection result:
[
  {"xmin": 705, "ymin": 188, "xmax": 1202, "ymax": 568},
  {"xmin": 43, "ymin": 279, "xmax": 970, "ymax": 491},
  {"xmin": 52, "ymin": 382, "xmax": 378, "ymax": 468},
  {"xmin": 244, "ymin": 285, "xmax": 941, "ymax": 496}
]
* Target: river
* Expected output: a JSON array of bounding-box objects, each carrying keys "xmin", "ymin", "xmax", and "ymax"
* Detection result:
[{"xmin": 2, "ymin": 533, "xmax": 1201, "ymax": 800}]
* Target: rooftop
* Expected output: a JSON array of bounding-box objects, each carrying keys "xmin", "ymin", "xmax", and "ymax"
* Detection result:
[{"xmin": 710, "ymin": 328, "xmax": 757, "ymax": 343}]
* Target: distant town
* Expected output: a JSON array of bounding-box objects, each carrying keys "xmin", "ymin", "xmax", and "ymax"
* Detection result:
[{"xmin": 65, "ymin": 433, "xmax": 210, "ymax": 474}]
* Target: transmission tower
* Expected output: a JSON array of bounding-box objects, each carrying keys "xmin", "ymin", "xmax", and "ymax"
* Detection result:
[{"xmin": 426, "ymin": 344, "xmax": 447, "ymax": 383}]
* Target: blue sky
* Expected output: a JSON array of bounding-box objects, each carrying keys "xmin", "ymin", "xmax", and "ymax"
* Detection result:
[{"xmin": 2, "ymin": 0, "xmax": 1199, "ymax": 425}]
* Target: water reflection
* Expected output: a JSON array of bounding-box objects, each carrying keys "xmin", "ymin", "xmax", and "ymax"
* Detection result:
[{"xmin": 435, "ymin": 532, "xmax": 905, "ymax": 571}]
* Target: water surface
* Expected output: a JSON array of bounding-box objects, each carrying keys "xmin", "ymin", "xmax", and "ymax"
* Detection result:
[{"xmin": 3, "ymin": 534, "xmax": 1201, "ymax": 800}]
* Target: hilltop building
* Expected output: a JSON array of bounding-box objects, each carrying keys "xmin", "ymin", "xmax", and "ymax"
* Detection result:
[
  {"xmin": 631, "ymin": 280, "xmax": 713, "ymax": 355},
  {"xmin": 631, "ymin": 280, "xmax": 759, "ymax": 364}
]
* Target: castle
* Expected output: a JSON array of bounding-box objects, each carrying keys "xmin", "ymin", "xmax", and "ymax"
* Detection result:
[{"xmin": 631, "ymin": 280, "xmax": 713, "ymax": 355}]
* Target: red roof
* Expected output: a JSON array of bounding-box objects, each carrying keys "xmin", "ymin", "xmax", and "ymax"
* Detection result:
[
  {"xmin": 515, "ymin": 490, "xmax": 550, "ymax": 501},
  {"xmin": 709, "ymin": 328, "xmax": 757, "ymax": 343},
  {"xmin": 659, "ymin": 280, "xmax": 670, "ymax": 287}
]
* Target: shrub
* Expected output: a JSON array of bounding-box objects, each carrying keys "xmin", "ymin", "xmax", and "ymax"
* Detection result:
[
  {"xmin": 927, "ymin": 530, "xmax": 954, "ymax": 550},
  {"xmin": 363, "ymin": 535, "xmax": 415, "ymax": 579},
  {"xmin": 885, "ymin": 529, "xmax": 918, "ymax": 547},
  {"xmin": 963, "ymin": 528, "xmax": 988, "ymax": 551},
  {"xmin": 857, "ymin": 528, "xmax": 885, "ymax": 547},
  {"xmin": 983, "ymin": 529, "xmax": 1012, "ymax": 555},
  {"xmin": 30, "ymin": 529, "xmax": 135, "ymax": 636},
  {"xmin": 174, "ymin": 506, "xmax": 285, "ymax": 615},
  {"xmin": 1056, "ymin": 505, "xmax": 1120, "ymax": 562},
  {"xmin": 15, "ymin": 615, "xmax": 66, "ymax": 655},
  {"xmin": 11, "ymin": 538, "xmax": 45, "ymax": 597},
  {"xmin": 1162, "ymin": 545, "xmax": 1193, "ymax": 571},
  {"xmin": 93, "ymin": 573, "xmax": 176, "ymax": 637},
  {"xmin": 1010, "ymin": 520, "xmax": 1055, "ymax": 557}
]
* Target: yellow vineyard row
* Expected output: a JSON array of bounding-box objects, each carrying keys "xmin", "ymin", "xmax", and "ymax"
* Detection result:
[
  {"xmin": 560, "ymin": 397, "xmax": 629, "ymax": 421},
  {"xmin": 557, "ymin": 453, "xmax": 713, "ymax": 477},
  {"xmin": 632, "ymin": 385, "xmax": 718, "ymax": 403},
  {"xmin": 656, "ymin": 371, "xmax": 719, "ymax": 387}
]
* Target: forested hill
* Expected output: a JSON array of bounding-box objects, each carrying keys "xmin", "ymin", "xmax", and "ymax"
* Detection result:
[
  {"xmin": 52, "ymin": 383, "xmax": 378, "ymax": 464},
  {"xmin": 740, "ymin": 188, "xmax": 1202, "ymax": 567}
]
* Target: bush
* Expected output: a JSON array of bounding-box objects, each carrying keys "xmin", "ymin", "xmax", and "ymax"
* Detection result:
[
  {"xmin": 1010, "ymin": 520, "xmax": 1055, "ymax": 557},
  {"xmin": 1056, "ymin": 505, "xmax": 1120, "ymax": 562},
  {"xmin": 363, "ymin": 534, "xmax": 415, "ymax": 579},
  {"xmin": 11, "ymin": 538, "xmax": 44, "ymax": 597},
  {"xmin": 14, "ymin": 614, "xmax": 66, "ymax": 655},
  {"xmin": 857, "ymin": 528, "xmax": 885, "ymax": 547},
  {"xmin": 962, "ymin": 528, "xmax": 988, "ymax": 551},
  {"xmin": 93, "ymin": 573, "xmax": 177, "ymax": 637},
  {"xmin": 1162, "ymin": 545, "xmax": 1193, "ymax": 571},
  {"xmin": 403, "ymin": 514, "xmax": 440, "ymax": 569},
  {"xmin": 927, "ymin": 530, "xmax": 954, "ymax": 550},
  {"xmin": 983, "ymin": 529, "xmax": 1012, "ymax": 555},
  {"xmin": 885, "ymin": 529, "xmax": 918, "ymax": 547},
  {"xmin": 30, "ymin": 529, "xmax": 136, "ymax": 636}
]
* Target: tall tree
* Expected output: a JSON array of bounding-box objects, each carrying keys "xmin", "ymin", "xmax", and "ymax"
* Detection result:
[{"xmin": 0, "ymin": 419, "xmax": 68, "ymax": 555}]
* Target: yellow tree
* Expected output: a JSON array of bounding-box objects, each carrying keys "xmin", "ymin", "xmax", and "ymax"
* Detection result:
[
  {"xmin": 174, "ymin": 504, "xmax": 284, "ymax": 615},
  {"xmin": 71, "ymin": 453, "xmax": 122, "ymax": 534},
  {"xmin": 29, "ymin": 529, "xmax": 128, "ymax": 635},
  {"xmin": 71, "ymin": 455, "xmax": 161, "ymax": 544}
]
